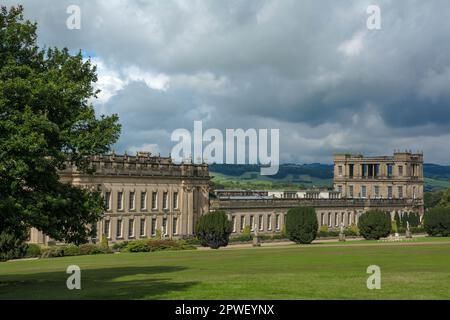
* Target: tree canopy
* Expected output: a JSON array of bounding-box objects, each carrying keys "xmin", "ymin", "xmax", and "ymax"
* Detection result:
[{"xmin": 0, "ymin": 6, "xmax": 121, "ymax": 245}]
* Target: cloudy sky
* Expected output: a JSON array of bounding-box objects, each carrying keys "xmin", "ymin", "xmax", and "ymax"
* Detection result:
[{"xmin": 5, "ymin": 0, "xmax": 450, "ymax": 164}]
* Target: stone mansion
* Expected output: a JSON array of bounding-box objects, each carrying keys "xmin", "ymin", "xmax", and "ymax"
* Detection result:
[{"xmin": 29, "ymin": 151, "xmax": 424, "ymax": 244}]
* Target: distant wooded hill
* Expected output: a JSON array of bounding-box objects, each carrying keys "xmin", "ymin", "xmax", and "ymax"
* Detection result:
[{"xmin": 209, "ymin": 163, "xmax": 450, "ymax": 192}]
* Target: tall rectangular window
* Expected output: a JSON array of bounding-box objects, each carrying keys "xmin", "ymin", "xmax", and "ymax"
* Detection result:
[
  {"xmin": 104, "ymin": 220, "xmax": 110, "ymax": 238},
  {"xmin": 398, "ymin": 186, "xmax": 403, "ymax": 199},
  {"xmin": 151, "ymin": 192, "xmax": 157, "ymax": 210},
  {"xmin": 162, "ymin": 218, "xmax": 168, "ymax": 235},
  {"xmin": 337, "ymin": 185, "xmax": 343, "ymax": 194},
  {"xmin": 140, "ymin": 192, "xmax": 146, "ymax": 210},
  {"xmin": 388, "ymin": 186, "xmax": 393, "ymax": 199},
  {"xmin": 151, "ymin": 218, "xmax": 157, "ymax": 236},
  {"xmin": 129, "ymin": 191, "xmax": 135, "ymax": 210},
  {"xmin": 117, "ymin": 192, "xmax": 123, "ymax": 210},
  {"xmin": 173, "ymin": 192, "xmax": 178, "ymax": 209},
  {"xmin": 172, "ymin": 217, "xmax": 178, "ymax": 235},
  {"xmin": 374, "ymin": 185, "xmax": 380, "ymax": 198},
  {"xmin": 128, "ymin": 219, "xmax": 134, "ymax": 238},
  {"xmin": 338, "ymin": 165, "xmax": 343, "ymax": 176},
  {"xmin": 162, "ymin": 192, "xmax": 168, "ymax": 209},
  {"xmin": 349, "ymin": 186, "xmax": 354, "ymax": 198},
  {"xmin": 259, "ymin": 215, "xmax": 264, "ymax": 231},
  {"xmin": 104, "ymin": 192, "xmax": 111, "ymax": 210},
  {"xmin": 398, "ymin": 165, "xmax": 404, "ymax": 176},
  {"xmin": 387, "ymin": 164, "xmax": 393, "ymax": 177},
  {"xmin": 361, "ymin": 186, "xmax": 367, "ymax": 198},
  {"xmin": 231, "ymin": 216, "xmax": 236, "ymax": 232},
  {"xmin": 276, "ymin": 214, "xmax": 280, "ymax": 230},
  {"xmin": 116, "ymin": 220, "xmax": 122, "ymax": 238},
  {"xmin": 240, "ymin": 216, "xmax": 245, "ymax": 231},
  {"xmin": 140, "ymin": 218, "xmax": 146, "ymax": 237},
  {"xmin": 250, "ymin": 216, "xmax": 255, "ymax": 231},
  {"xmin": 267, "ymin": 215, "xmax": 272, "ymax": 231}
]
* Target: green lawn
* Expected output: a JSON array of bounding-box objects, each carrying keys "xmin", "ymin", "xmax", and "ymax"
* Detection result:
[{"xmin": 1, "ymin": 238, "xmax": 449, "ymax": 300}]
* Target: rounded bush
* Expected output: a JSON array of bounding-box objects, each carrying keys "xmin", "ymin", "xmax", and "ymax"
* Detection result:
[
  {"xmin": 285, "ymin": 206, "xmax": 318, "ymax": 244},
  {"xmin": 424, "ymin": 207, "xmax": 450, "ymax": 236},
  {"xmin": 196, "ymin": 211, "xmax": 233, "ymax": 249},
  {"xmin": 25, "ymin": 244, "xmax": 42, "ymax": 258},
  {"xmin": 358, "ymin": 210, "xmax": 391, "ymax": 240}
]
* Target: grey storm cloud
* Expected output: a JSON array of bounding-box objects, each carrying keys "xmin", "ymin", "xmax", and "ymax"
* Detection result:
[{"xmin": 3, "ymin": 0, "xmax": 450, "ymax": 164}]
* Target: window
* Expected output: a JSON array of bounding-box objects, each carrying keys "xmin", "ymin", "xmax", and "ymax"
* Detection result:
[
  {"xmin": 151, "ymin": 192, "xmax": 157, "ymax": 210},
  {"xmin": 128, "ymin": 219, "xmax": 134, "ymax": 238},
  {"xmin": 387, "ymin": 164, "xmax": 393, "ymax": 177},
  {"xmin": 337, "ymin": 185, "xmax": 343, "ymax": 194},
  {"xmin": 104, "ymin": 220, "xmax": 110, "ymax": 238},
  {"xmin": 151, "ymin": 218, "xmax": 157, "ymax": 236},
  {"xmin": 250, "ymin": 216, "xmax": 255, "ymax": 231},
  {"xmin": 361, "ymin": 186, "xmax": 367, "ymax": 198},
  {"xmin": 335, "ymin": 213, "xmax": 339, "ymax": 227},
  {"xmin": 231, "ymin": 216, "xmax": 236, "ymax": 232},
  {"xmin": 129, "ymin": 191, "xmax": 135, "ymax": 210},
  {"xmin": 162, "ymin": 218, "xmax": 168, "ymax": 235},
  {"xmin": 349, "ymin": 164, "xmax": 354, "ymax": 177},
  {"xmin": 267, "ymin": 215, "xmax": 272, "ymax": 230},
  {"xmin": 338, "ymin": 165, "xmax": 343, "ymax": 176},
  {"xmin": 172, "ymin": 217, "xmax": 178, "ymax": 235},
  {"xmin": 388, "ymin": 186, "xmax": 393, "ymax": 199},
  {"xmin": 398, "ymin": 165, "xmax": 403, "ymax": 176},
  {"xmin": 321, "ymin": 213, "xmax": 325, "ymax": 226},
  {"xmin": 173, "ymin": 192, "xmax": 178, "ymax": 209},
  {"xmin": 349, "ymin": 186, "xmax": 354, "ymax": 198},
  {"xmin": 240, "ymin": 216, "xmax": 245, "ymax": 231},
  {"xmin": 140, "ymin": 192, "xmax": 147, "ymax": 210},
  {"xmin": 275, "ymin": 214, "xmax": 280, "ymax": 230},
  {"xmin": 116, "ymin": 220, "xmax": 122, "ymax": 238},
  {"xmin": 374, "ymin": 185, "xmax": 380, "ymax": 198},
  {"xmin": 104, "ymin": 192, "xmax": 111, "ymax": 210},
  {"xmin": 398, "ymin": 186, "xmax": 403, "ymax": 199},
  {"xmin": 117, "ymin": 192, "xmax": 123, "ymax": 210},
  {"xmin": 328, "ymin": 213, "xmax": 331, "ymax": 227},
  {"xmin": 259, "ymin": 215, "xmax": 263, "ymax": 231},
  {"xmin": 163, "ymin": 192, "xmax": 168, "ymax": 209},
  {"xmin": 140, "ymin": 218, "xmax": 146, "ymax": 237}
]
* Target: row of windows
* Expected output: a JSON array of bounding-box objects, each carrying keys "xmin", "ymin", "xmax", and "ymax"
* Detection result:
[
  {"xmin": 337, "ymin": 185, "xmax": 404, "ymax": 198},
  {"xmin": 102, "ymin": 217, "xmax": 178, "ymax": 239},
  {"xmin": 104, "ymin": 191, "xmax": 179, "ymax": 211},
  {"xmin": 320, "ymin": 212, "xmax": 358, "ymax": 227},
  {"xmin": 337, "ymin": 164, "xmax": 405, "ymax": 177},
  {"xmin": 230, "ymin": 214, "xmax": 283, "ymax": 233}
]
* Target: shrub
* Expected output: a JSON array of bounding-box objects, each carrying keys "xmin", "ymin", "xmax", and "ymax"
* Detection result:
[
  {"xmin": 60, "ymin": 245, "xmax": 81, "ymax": 256},
  {"xmin": 40, "ymin": 246, "xmax": 64, "ymax": 258},
  {"xmin": 424, "ymin": 207, "xmax": 450, "ymax": 236},
  {"xmin": 319, "ymin": 225, "xmax": 329, "ymax": 233},
  {"xmin": 79, "ymin": 243, "xmax": 103, "ymax": 255},
  {"xmin": 155, "ymin": 228, "xmax": 162, "ymax": 240},
  {"xmin": 285, "ymin": 206, "xmax": 318, "ymax": 244},
  {"xmin": 112, "ymin": 241, "xmax": 128, "ymax": 251},
  {"xmin": 100, "ymin": 234, "xmax": 109, "ymax": 248},
  {"xmin": 358, "ymin": 210, "xmax": 391, "ymax": 240},
  {"xmin": 124, "ymin": 240, "xmax": 150, "ymax": 252},
  {"xmin": 196, "ymin": 211, "xmax": 233, "ymax": 249},
  {"xmin": 0, "ymin": 232, "xmax": 28, "ymax": 262},
  {"xmin": 391, "ymin": 220, "xmax": 398, "ymax": 234},
  {"xmin": 347, "ymin": 223, "xmax": 360, "ymax": 236},
  {"xmin": 25, "ymin": 244, "xmax": 42, "ymax": 258},
  {"xmin": 182, "ymin": 236, "xmax": 202, "ymax": 246}
]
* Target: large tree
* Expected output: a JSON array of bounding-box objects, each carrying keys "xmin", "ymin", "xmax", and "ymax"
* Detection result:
[{"xmin": 0, "ymin": 6, "xmax": 121, "ymax": 245}]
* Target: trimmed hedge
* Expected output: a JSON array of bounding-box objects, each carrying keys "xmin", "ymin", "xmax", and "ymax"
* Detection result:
[
  {"xmin": 424, "ymin": 207, "xmax": 450, "ymax": 236},
  {"xmin": 358, "ymin": 210, "xmax": 391, "ymax": 240},
  {"xmin": 196, "ymin": 211, "xmax": 233, "ymax": 249},
  {"xmin": 285, "ymin": 206, "xmax": 318, "ymax": 244},
  {"xmin": 122, "ymin": 239, "xmax": 196, "ymax": 252}
]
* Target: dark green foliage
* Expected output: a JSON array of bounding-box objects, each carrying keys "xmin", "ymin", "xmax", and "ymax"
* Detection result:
[
  {"xmin": 0, "ymin": 6, "xmax": 121, "ymax": 247},
  {"xmin": 394, "ymin": 212, "xmax": 401, "ymax": 230},
  {"xmin": 424, "ymin": 191, "xmax": 444, "ymax": 209},
  {"xmin": 285, "ymin": 206, "xmax": 318, "ymax": 244},
  {"xmin": 358, "ymin": 210, "xmax": 391, "ymax": 240},
  {"xmin": 196, "ymin": 211, "xmax": 233, "ymax": 249},
  {"xmin": 0, "ymin": 231, "xmax": 28, "ymax": 261},
  {"xmin": 424, "ymin": 207, "xmax": 450, "ymax": 236}
]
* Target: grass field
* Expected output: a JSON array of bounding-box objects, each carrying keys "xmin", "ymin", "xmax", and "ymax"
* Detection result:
[{"xmin": 0, "ymin": 238, "xmax": 449, "ymax": 300}]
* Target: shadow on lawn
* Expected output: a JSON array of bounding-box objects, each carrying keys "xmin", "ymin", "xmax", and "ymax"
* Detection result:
[{"xmin": 0, "ymin": 266, "xmax": 198, "ymax": 299}]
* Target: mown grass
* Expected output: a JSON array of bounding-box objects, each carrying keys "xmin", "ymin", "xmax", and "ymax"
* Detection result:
[{"xmin": 0, "ymin": 238, "xmax": 449, "ymax": 300}]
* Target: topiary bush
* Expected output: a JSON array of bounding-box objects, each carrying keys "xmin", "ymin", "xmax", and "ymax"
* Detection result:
[
  {"xmin": 358, "ymin": 210, "xmax": 391, "ymax": 240},
  {"xmin": 196, "ymin": 211, "xmax": 233, "ymax": 249},
  {"xmin": 424, "ymin": 207, "xmax": 450, "ymax": 236},
  {"xmin": 285, "ymin": 206, "xmax": 318, "ymax": 244}
]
